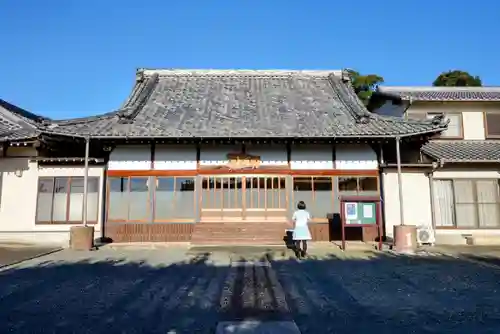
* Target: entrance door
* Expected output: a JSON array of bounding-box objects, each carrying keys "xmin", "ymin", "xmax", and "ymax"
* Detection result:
[
  {"xmin": 200, "ymin": 175, "xmax": 287, "ymax": 222},
  {"xmin": 201, "ymin": 176, "xmax": 244, "ymax": 221},
  {"xmin": 245, "ymin": 176, "xmax": 287, "ymax": 221}
]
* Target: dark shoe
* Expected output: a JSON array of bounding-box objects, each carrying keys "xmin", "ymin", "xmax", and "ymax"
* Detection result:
[
  {"xmin": 295, "ymin": 249, "xmax": 302, "ymax": 259},
  {"xmin": 301, "ymin": 250, "xmax": 307, "ymax": 258}
]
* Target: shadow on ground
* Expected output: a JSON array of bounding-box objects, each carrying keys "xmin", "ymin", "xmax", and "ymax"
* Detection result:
[{"xmin": 1, "ymin": 250, "xmax": 500, "ymax": 333}]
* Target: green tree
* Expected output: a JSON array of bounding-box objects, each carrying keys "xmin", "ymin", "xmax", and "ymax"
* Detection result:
[
  {"xmin": 347, "ymin": 69, "xmax": 385, "ymax": 106},
  {"xmin": 433, "ymin": 70, "xmax": 482, "ymax": 87}
]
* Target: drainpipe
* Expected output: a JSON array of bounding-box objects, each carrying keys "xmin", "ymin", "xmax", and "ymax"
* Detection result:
[
  {"xmin": 396, "ymin": 136, "xmax": 405, "ymax": 226},
  {"xmin": 82, "ymin": 136, "xmax": 90, "ymax": 227}
]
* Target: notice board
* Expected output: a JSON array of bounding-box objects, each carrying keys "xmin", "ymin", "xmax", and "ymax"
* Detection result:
[{"xmin": 340, "ymin": 196, "xmax": 383, "ymax": 251}]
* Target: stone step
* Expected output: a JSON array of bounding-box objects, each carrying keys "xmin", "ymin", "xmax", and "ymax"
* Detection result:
[{"xmin": 192, "ymin": 222, "xmax": 290, "ymax": 245}]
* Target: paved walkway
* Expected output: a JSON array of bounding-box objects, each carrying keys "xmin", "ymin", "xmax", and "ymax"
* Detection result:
[
  {"xmin": 0, "ymin": 244, "xmax": 61, "ymax": 268},
  {"xmin": 1, "ymin": 246, "xmax": 500, "ymax": 333}
]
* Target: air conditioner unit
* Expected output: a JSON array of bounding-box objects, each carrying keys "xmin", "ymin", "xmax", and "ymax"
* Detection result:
[{"xmin": 417, "ymin": 225, "xmax": 435, "ymax": 246}]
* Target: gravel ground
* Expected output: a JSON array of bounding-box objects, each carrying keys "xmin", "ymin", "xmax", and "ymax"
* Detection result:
[{"xmin": 0, "ymin": 248, "xmax": 499, "ymax": 333}]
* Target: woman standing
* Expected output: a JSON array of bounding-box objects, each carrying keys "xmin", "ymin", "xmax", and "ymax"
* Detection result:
[{"xmin": 292, "ymin": 201, "xmax": 312, "ymax": 259}]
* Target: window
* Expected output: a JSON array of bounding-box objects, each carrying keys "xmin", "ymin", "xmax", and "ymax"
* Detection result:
[
  {"xmin": 107, "ymin": 176, "xmax": 195, "ymax": 222},
  {"xmin": 484, "ymin": 112, "xmax": 500, "ymax": 138},
  {"xmin": 426, "ymin": 113, "xmax": 462, "ymax": 138},
  {"xmin": 433, "ymin": 179, "xmax": 500, "ymax": 228},
  {"xmin": 36, "ymin": 177, "xmax": 99, "ymax": 224},
  {"xmin": 292, "ymin": 177, "xmax": 334, "ymax": 221},
  {"xmin": 338, "ymin": 176, "xmax": 378, "ymax": 193},
  {"xmin": 154, "ymin": 177, "xmax": 195, "ymax": 221}
]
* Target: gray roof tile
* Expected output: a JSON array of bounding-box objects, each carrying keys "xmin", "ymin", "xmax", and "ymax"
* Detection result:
[
  {"xmin": 377, "ymin": 86, "xmax": 500, "ymax": 102},
  {"xmin": 0, "ymin": 99, "xmax": 44, "ymax": 142},
  {"xmin": 47, "ymin": 69, "xmax": 448, "ymax": 139},
  {"xmin": 422, "ymin": 140, "xmax": 500, "ymax": 162}
]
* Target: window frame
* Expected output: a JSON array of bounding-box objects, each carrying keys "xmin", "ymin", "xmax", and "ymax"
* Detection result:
[
  {"xmin": 106, "ymin": 175, "xmax": 196, "ymax": 223},
  {"xmin": 152, "ymin": 176, "xmax": 196, "ymax": 223},
  {"xmin": 483, "ymin": 111, "xmax": 500, "ymax": 139},
  {"xmin": 35, "ymin": 176, "xmax": 100, "ymax": 225},
  {"xmin": 338, "ymin": 175, "xmax": 379, "ymax": 193},
  {"xmin": 434, "ymin": 178, "xmax": 500, "ymax": 229},
  {"xmin": 106, "ymin": 176, "xmax": 151, "ymax": 223},
  {"xmin": 291, "ymin": 175, "xmax": 335, "ymax": 223},
  {"xmin": 426, "ymin": 112, "xmax": 463, "ymax": 139}
]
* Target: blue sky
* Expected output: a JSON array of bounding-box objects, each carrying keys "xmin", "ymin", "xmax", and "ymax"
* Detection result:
[{"xmin": 1, "ymin": 1, "xmax": 499, "ymax": 119}]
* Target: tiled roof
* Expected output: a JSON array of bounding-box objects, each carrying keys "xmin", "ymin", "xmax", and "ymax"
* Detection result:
[
  {"xmin": 45, "ymin": 69, "xmax": 448, "ymax": 139},
  {"xmin": 377, "ymin": 86, "xmax": 500, "ymax": 102},
  {"xmin": 0, "ymin": 99, "xmax": 44, "ymax": 142},
  {"xmin": 422, "ymin": 140, "xmax": 500, "ymax": 162}
]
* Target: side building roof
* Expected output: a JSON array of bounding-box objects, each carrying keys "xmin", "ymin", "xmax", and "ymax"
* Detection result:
[
  {"xmin": 0, "ymin": 99, "xmax": 47, "ymax": 142},
  {"xmin": 41, "ymin": 69, "xmax": 448, "ymax": 139},
  {"xmin": 422, "ymin": 140, "xmax": 500, "ymax": 163},
  {"xmin": 376, "ymin": 86, "xmax": 500, "ymax": 102}
]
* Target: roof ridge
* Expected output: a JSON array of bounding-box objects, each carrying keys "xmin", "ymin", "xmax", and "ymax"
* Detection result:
[
  {"xmin": 137, "ymin": 68, "xmax": 347, "ymax": 78},
  {"xmin": 326, "ymin": 74, "xmax": 373, "ymax": 122},
  {"xmin": 379, "ymin": 86, "xmax": 500, "ymax": 92},
  {"xmin": 117, "ymin": 73, "xmax": 159, "ymax": 123}
]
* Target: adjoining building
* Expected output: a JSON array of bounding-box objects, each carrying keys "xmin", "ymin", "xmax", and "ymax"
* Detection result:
[
  {"xmin": 372, "ymin": 85, "xmax": 500, "ymax": 244},
  {"xmin": 0, "ymin": 70, "xmax": 447, "ymax": 245}
]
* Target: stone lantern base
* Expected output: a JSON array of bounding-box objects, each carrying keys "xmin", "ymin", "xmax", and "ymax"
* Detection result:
[
  {"xmin": 393, "ymin": 225, "xmax": 417, "ymax": 254},
  {"xmin": 69, "ymin": 226, "xmax": 95, "ymax": 250}
]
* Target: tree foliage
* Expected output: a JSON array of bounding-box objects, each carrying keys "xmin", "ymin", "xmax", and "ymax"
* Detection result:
[
  {"xmin": 347, "ymin": 70, "xmax": 385, "ymax": 106},
  {"xmin": 432, "ymin": 70, "xmax": 482, "ymax": 87}
]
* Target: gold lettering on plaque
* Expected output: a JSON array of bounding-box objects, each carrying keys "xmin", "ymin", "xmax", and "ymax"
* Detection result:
[{"xmin": 226, "ymin": 153, "xmax": 261, "ymax": 170}]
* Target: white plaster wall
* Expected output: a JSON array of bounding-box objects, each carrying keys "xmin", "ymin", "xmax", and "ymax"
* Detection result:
[
  {"xmin": 382, "ymin": 171, "xmax": 432, "ymax": 238},
  {"xmin": 433, "ymin": 169, "xmax": 500, "ymax": 179},
  {"xmin": 199, "ymin": 145, "xmax": 241, "ymax": 166},
  {"xmin": 154, "ymin": 145, "xmax": 197, "ymax": 170},
  {"xmin": 0, "ymin": 159, "xmax": 105, "ymax": 246},
  {"xmin": 108, "ymin": 145, "xmax": 151, "ymax": 170},
  {"xmin": 246, "ymin": 144, "xmax": 287, "ymax": 166},
  {"xmin": 462, "ymin": 112, "xmax": 486, "ymax": 140},
  {"xmin": 335, "ymin": 144, "xmax": 378, "ymax": 170},
  {"xmin": 290, "ymin": 145, "xmax": 334, "ymax": 170}
]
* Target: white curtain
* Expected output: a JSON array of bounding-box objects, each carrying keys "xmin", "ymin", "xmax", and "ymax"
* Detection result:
[
  {"xmin": 433, "ymin": 180, "xmax": 455, "ymax": 227},
  {"xmin": 454, "ymin": 180, "xmax": 477, "ymax": 227},
  {"xmin": 476, "ymin": 180, "xmax": 500, "ymax": 227}
]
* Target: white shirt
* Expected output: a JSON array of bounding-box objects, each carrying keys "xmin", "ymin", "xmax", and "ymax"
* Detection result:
[{"xmin": 292, "ymin": 210, "xmax": 311, "ymax": 227}]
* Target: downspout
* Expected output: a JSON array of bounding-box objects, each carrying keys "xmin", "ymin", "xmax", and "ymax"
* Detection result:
[
  {"xmin": 395, "ymin": 96, "xmax": 413, "ymax": 227},
  {"xmin": 396, "ymin": 136, "xmax": 405, "ymax": 226},
  {"xmin": 378, "ymin": 143, "xmax": 387, "ymax": 238},
  {"xmin": 82, "ymin": 136, "xmax": 90, "ymax": 227}
]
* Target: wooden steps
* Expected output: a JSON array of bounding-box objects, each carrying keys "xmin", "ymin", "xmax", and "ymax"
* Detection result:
[{"xmin": 191, "ymin": 221, "xmax": 293, "ymax": 246}]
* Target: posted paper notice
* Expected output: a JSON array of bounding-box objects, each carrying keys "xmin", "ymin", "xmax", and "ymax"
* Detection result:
[
  {"xmin": 345, "ymin": 202, "xmax": 358, "ymax": 220},
  {"xmin": 363, "ymin": 204, "xmax": 373, "ymax": 219}
]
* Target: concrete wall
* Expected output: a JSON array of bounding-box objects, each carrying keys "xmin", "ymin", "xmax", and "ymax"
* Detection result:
[
  {"xmin": 383, "ymin": 167, "xmax": 500, "ymax": 244},
  {"xmin": 0, "ymin": 147, "xmax": 105, "ymax": 246},
  {"xmin": 382, "ymin": 170, "xmax": 432, "ymax": 238}
]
